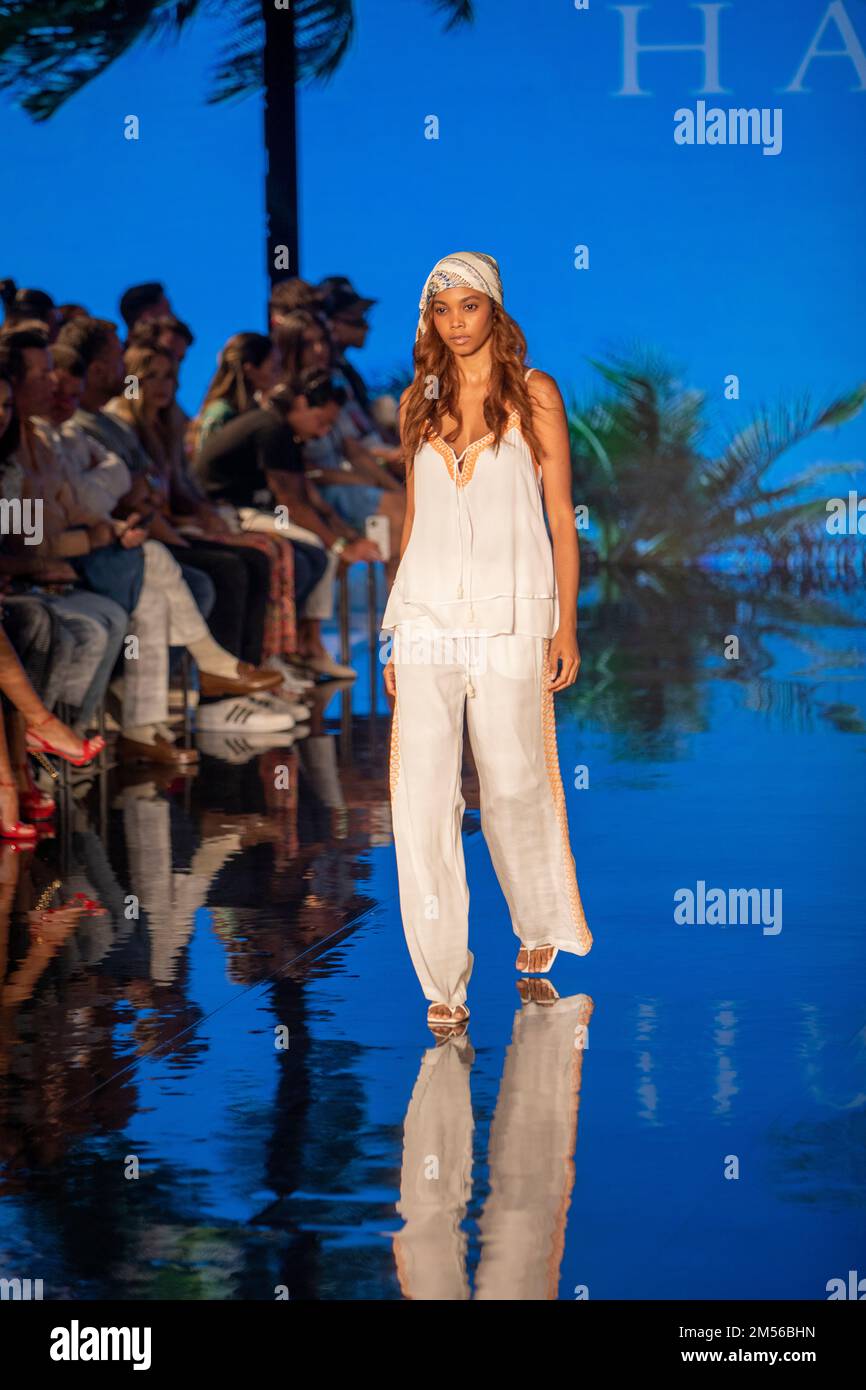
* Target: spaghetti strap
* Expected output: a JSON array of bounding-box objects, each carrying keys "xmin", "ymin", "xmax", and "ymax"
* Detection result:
[{"xmin": 524, "ymin": 366, "xmax": 537, "ymax": 380}]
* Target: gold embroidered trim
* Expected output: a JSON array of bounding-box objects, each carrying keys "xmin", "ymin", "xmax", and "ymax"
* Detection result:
[
  {"xmin": 389, "ymin": 695, "xmax": 401, "ymax": 796},
  {"xmin": 541, "ymin": 639, "xmax": 593, "ymax": 954},
  {"xmin": 426, "ymin": 410, "xmax": 522, "ymax": 487}
]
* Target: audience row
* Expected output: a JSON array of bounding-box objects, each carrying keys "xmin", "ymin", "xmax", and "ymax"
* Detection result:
[{"xmin": 0, "ymin": 273, "xmax": 405, "ymax": 838}]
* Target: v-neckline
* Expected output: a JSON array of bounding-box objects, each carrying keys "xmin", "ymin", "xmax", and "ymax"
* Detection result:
[
  {"xmin": 435, "ymin": 428, "xmax": 494, "ymax": 469},
  {"xmin": 430, "ymin": 408, "xmax": 517, "ymax": 475}
]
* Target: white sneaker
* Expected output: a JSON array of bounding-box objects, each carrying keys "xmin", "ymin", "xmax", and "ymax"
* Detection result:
[
  {"xmin": 196, "ymin": 696, "xmax": 295, "ymax": 733},
  {"xmin": 247, "ymin": 690, "xmax": 311, "ymax": 722}
]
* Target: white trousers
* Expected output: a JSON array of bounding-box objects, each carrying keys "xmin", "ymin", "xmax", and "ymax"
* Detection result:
[
  {"xmin": 389, "ymin": 619, "xmax": 592, "ymax": 1008},
  {"xmin": 122, "ymin": 540, "xmax": 208, "ymax": 728}
]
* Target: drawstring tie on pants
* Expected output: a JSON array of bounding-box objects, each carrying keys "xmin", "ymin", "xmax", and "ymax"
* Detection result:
[{"xmin": 454, "ymin": 450, "xmax": 476, "ymax": 696}]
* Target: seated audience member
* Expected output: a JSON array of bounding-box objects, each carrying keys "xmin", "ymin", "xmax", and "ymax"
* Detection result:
[
  {"xmin": 0, "ymin": 326, "xmax": 127, "ymax": 731},
  {"xmin": 196, "ymin": 370, "xmax": 384, "ymax": 680},
  {"xmin": 1, "ymin": 358, "xmax": 116, "ymax": 750},
  {"xmin": 318, "ymin": 278, "xmax": 377, "ymax": 419},
  {"xmin": 119, "ymin": 282, "xmax": 172, "ymax": 336},
  {"xmin": 1, "ymin": 281, "xmax": 60, "ymax": 340},
  {"xmin": 56, "ymin": 303, "xmax": 90, "ymax": 332},
  {"xmin": 275, "ymin": 310, "xmax": 405, "ymax": 566},
  {"xmin": 1, "ymin": 365, "xmax": 100, "ymax": 822},
  {"xmin": 1, "ymin": 586, "xmax": 73, "ymax": 721},
  {"xmin": 189, "ymin": 331, "xmax": 280, "ymax": 458},
  {"xmin": 127, "ymin": 314, "xmax": 194, "ymax": 367},
  {"xmin": 58, "ymin": 318, "xmax": 279, "ymax": 676},
  {"xmin": 125, "ymin": 314, "xmax": 197, "ymax": 488},
  {"xmin": 319, "ymin": 277, "xmax": 401, "ymax": 448},
  {"xmin": 36, "ymin": 345, "xmax": 295, "ymax": 760},
  {"xmin": 269, "ymin": 277, "xmax": 325, "ymax": 346},
  {"xmin": 280, "ymin": 304, "xmax": 400, "ymax": 467},
  {"xmin": 59, "ymin": 316, "xmax": 153, "ymax": 468},
  {"xmin": 0, "ymin": 618, "xmax": 103, "ymax": 840},
  {"xmin": 104, "ymin": 342, "xmax": 313, "ymax": 697},
  {"xmin": 47, "ymin": 343, "xmax": 134, "ymax": 514}
]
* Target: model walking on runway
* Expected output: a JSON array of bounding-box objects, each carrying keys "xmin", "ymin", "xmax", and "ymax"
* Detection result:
[{"xmin": 382, "ymin": 252, "xmax": 592, "ymax": 1032}]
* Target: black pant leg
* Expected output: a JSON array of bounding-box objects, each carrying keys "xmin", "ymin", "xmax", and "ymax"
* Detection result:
[
  {"xmin": 167, "ymin": 543, "xmax": 248, "ymax": 658},
  {"xmin": 233, "ymin": 543, "xmax": 270, "ymax": 664},
  {"xmin": 190, "ymin": 540, "xmax": 270, "ymax": 665}
]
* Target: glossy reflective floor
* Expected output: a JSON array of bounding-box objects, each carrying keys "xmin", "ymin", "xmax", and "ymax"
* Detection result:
[{"xmin": 0, "ymin": 571, "xmax": 863, "ymax": 1300}]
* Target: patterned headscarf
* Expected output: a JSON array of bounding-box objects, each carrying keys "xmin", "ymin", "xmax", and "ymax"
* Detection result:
[{"xmin": 416, "ymin": 252, "xmax": 503, "ymax": 339}]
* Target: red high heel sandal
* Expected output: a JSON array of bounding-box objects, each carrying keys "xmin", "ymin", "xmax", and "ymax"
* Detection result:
[
  {"xmin": 25, "ymin": 714, "xmax": 105, "ymax": 767},
  {"xmin": 0, "ymin": 783, "xmax": 38, "ymax": 844},
  {"xmin": 16, "ymin": 761, "xmax": 56, "ymax": 821}
]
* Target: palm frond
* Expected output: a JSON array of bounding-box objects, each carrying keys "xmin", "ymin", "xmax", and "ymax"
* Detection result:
[
  {"xmin": 0, "ymin": 0, "xmax": 474, "ymax": 114},
  {"xmin": 568, "ymin": 411, "xmax": 614, "ymax": 480},
  {"xmin": 721, "ymin": 498, "xmax": 832, "ymax": 545},
  {"xmin": 705, "ymin": 385, "xmax": 866, "ymax": 503},
  {"xmin": 0, "ymin": 0, "xmax": 178, "ymax": 120},
  {"xmin": 430, "ymin": 0, "xmax": 474, "ymax": 28}
]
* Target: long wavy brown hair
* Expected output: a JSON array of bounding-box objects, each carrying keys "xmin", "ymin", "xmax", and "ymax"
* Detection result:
[
  {"xmin": 109, "ymin": 344, "xmax": 181, "ymax": 476},
  {"xmin": 273, "ymin": 308, "xmax": 331, "ymax": 375},
  {"xmin": 188, "ymin": 331, "xmax": 273, "ymax": 456},
  {"xmin": 401, "ymin": 300, "xmax": 544, "ymax": 476}
]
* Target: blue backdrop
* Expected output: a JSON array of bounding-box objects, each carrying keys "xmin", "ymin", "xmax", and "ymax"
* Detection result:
[{"xmin": 3, "ymin": 0, "xmax": 864, "ymax": 480}]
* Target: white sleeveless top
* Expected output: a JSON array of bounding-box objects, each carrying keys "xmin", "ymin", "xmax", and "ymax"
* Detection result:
[{"xmin": 381, "ymin": 368, "xmax": 560, "ymax": 636}]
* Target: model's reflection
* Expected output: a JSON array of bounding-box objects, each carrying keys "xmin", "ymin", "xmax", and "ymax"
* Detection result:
[{"xmin": 394, "ymin": 990, "xmax": 594, "ymax": 1299}]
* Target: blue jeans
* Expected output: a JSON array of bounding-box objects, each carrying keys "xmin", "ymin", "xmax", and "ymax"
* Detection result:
[
  {"xmin": 44, "ymin": 589, "xmax": 128, "ymax": 726},
  {"xmin": 292, "ymin": 542, "xmax": 329, "ymax": 607}
]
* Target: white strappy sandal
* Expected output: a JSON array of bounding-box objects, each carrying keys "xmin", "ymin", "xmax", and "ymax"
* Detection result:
[
  {"xmin": 426, "ymin": 1002, "xmax": 470, "ymax": 1029},
  {"xmin": 515, "ymin": 944, "xmax": 559, "ymax": 975}
]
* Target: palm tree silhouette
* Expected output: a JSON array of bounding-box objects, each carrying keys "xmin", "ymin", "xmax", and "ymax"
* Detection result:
[
  {"xmin": 568, "ymin": 349, "xmax": 866, "ymax": 568},
  {"xmin": 0, "ymin": 0, "xmax": 473, "ymax": 286}
]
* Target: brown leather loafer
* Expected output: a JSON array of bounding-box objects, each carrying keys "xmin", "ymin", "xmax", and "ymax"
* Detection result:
[
  {"xmin": 118, "ymin": 733, "xmax": 200, "ymax": 766},
  {"xmin": 198, "ymin": 663, "xmax": 284, "ymax": 698}
]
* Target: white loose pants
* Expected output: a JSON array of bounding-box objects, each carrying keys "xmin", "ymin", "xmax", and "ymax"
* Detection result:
[
  {"xmin": 121, "ymin": 540, "xmax": 209, "ymax": 728},
  {"xmin": 389, "ymin": 620, "xmax": 592, "ymax": 1008}
]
